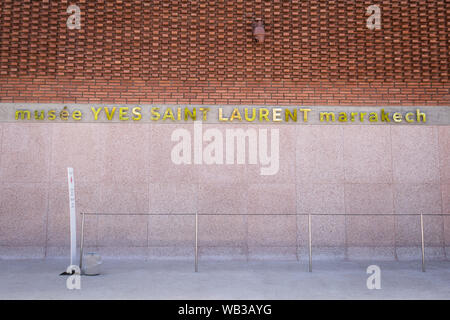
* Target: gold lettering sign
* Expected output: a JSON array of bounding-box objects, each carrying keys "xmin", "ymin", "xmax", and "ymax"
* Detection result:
[{"xmin": 13, "ymin": 106, "xmax": 428, "ymax": 124}]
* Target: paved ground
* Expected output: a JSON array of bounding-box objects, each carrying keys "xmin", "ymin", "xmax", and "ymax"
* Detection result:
[{"xmin": 0, "ymin": 259, "xmax": 449, "ymax": 299}]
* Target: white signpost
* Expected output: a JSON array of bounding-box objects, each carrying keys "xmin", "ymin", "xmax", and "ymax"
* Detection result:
[{"xmin": 67, "ymin": 167, "xmax": 77, "ymax": 266}]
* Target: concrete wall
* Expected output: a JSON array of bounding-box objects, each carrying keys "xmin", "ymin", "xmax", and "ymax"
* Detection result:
[{"xmin": 0, "ymin": 122, "xmax": 448, "ymax": 260}]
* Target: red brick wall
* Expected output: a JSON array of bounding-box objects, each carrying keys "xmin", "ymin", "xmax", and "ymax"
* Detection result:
[{"xmin": 0, "ymin": 0, "xmax": 448, "ymax": 105}]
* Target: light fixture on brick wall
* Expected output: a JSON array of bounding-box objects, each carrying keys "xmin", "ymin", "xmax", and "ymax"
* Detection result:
[{"xmin": 253, "ymin": 19, "xmax": 265, "ymax": 43}]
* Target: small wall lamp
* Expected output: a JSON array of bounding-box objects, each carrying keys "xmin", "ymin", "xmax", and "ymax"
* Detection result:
[{"xmin": 253, "ymin": 19, "xmax": 265, "ymax": 43}]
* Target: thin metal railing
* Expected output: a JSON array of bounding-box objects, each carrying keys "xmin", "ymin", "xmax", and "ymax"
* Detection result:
[
  {"xmin": 195, "ymin": 212, "xmax": 198, "ymax": 273},
  {"xmin": 78, "ymin": 212, "xmax": 450, "ymax": 273}
]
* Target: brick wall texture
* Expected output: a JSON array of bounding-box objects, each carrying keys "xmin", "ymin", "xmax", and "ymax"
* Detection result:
[{"xmin": 0, "ymin": 0, "xmax": 449, "ymax": 106}]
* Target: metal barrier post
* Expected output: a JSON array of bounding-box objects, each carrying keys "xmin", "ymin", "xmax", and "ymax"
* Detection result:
[
  {"xmin": 195, "ymin": 212, "xmax": 198, "ymax": 272},
  {"xmin": 308, "ymin": 213, "xmax": 312, "ymax": 272},
  {"xmin": 79, "ymin": 212, "xmax": 85, "ymax": 271},
  {"xmin": 420, "ymin": 213, "xmax": 425, "ymax": 272}
]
